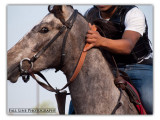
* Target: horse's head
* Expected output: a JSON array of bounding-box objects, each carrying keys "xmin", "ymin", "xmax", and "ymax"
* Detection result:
[{"xmin": 7, "ymin": 5, "xmax": 88, "ymax": 83}]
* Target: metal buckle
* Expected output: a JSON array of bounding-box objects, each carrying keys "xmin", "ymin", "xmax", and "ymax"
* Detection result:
[
  {"xmin": 20, "ymin": 58, "xmax": 33, "ymax": 83},
  {"xmin": 20, "ymin": 58, "xmax": 33, "ymax": 74}
]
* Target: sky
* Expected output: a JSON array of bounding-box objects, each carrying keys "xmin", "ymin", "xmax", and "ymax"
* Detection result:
[{"xmin": 7, "ymin": 5, "xmax": 153, "ymax": 115}]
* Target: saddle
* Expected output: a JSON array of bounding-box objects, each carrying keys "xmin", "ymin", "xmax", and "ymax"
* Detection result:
[{"xmin": 114, "ymin": 70, "xmax": 146, "ymax": 114}]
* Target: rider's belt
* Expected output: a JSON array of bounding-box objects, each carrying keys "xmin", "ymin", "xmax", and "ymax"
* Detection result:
[
  {"xmin": 138, "ymin": 57, "xmax": 153, "ymax": 65},
  {"xmin": 117, "ymin": 57, "xmax": 153, "ymax": 67}
]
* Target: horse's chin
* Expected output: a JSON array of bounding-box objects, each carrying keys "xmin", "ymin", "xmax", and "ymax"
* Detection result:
[
  {"xmin": 7, "ymin": 68, "xmax": 20, "ymax": 83},
  {"xmin": 8, "ymin": 79, "xmax": 18, "ymax": 83},
  {"xmin": 8, "ymin": 75, "xmax": 19, "ymax": 83}
]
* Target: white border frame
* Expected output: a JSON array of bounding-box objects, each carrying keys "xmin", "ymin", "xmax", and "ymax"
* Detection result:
[{"xmin": 1, "ymin": 0, "xmax": 159, "ymax": 120}]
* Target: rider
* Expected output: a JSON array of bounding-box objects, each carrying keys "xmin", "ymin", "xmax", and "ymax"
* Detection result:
[{"xmin": 83, "ymin": 5, "xmax": 153, "ymax": 114}]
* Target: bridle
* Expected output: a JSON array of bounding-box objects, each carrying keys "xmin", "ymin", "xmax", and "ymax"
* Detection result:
[{"xmin": 19, "ymin": 6, "xmax": 79, "ymax": 92}]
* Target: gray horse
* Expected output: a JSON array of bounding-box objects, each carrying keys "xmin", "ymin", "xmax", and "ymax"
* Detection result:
[{"xmin": 7, "ymin": 5, "xmax": 138, "ymax": 114}]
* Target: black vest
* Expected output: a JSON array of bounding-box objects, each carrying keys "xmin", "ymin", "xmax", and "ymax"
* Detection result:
[{"xmin": 84, "ymin": 6, "xmax": 152, "ymax": 64}]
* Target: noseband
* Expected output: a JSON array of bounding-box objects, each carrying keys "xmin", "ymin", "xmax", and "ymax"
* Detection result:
[{"xmin": 20, "ymin": 8, "xmax": 78, "ymax": 85}]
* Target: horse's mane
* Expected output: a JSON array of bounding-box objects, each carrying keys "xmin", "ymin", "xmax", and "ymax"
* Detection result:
[{"xmin": 93, "ymin": 19, "xmax": 122, "ymax": 39}]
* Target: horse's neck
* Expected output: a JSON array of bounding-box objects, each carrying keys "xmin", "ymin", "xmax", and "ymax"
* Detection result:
[
  {"xmin": 62, "ymin": 46, "xmax": 116, "ymax": 90},
  {"xmin": 60, "ymin": 16, "xmax": 137, "ymax": 114},
  {"xmin": 62, "ymin": 47, "xmax": 121, "ymax": 113},
  {"xmin": 75, "ymin": 48, "xmax": 118, "ymax": 92},
  {"xmin": 61, "ymin": 37, "xmax": 138, "ymax": 114}
]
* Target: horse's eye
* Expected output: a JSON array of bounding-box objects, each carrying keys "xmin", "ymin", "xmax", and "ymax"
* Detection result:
[{"xmin": 39, "ymin": 27, "xmax": 49, "ymax": 33}]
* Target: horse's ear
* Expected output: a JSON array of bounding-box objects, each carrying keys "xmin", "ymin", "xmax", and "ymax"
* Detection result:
[
  {"xmin": 48, "ymin": 5, "xmax": 64, "ymax": 23},
  {"xmin": 48, "ymin": 5, "xmax": 73, "ymax": 13},
  {"xmin": 48, "ymin": 5, "xmax": 74, "ymax": 23},
  {"xmin": 48, "ymin": 5, "xmax": 63, "ymax": 14},
  {"xmin": 60, "ymin": 5, "xmax": 74, "ymax": 21}
]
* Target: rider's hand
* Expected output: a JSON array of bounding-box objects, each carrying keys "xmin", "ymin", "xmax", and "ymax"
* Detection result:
[{"xmin": 84, "ymin": 23, "xmax": 104, "ymax": 51}]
